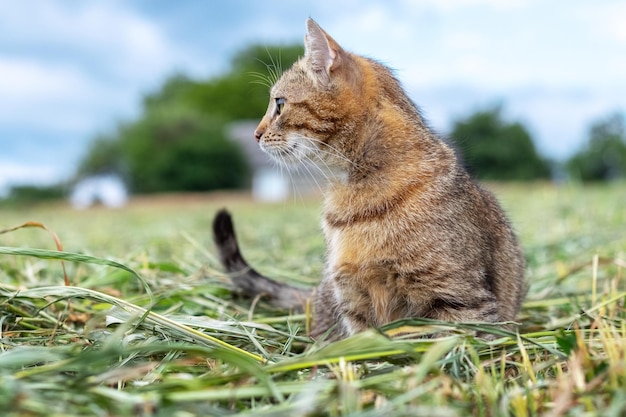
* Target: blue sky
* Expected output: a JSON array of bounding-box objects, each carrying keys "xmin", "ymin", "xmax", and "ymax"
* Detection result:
[{"xmin": 1, "ymin": 0, "xmax": 625, "ymax": 195}]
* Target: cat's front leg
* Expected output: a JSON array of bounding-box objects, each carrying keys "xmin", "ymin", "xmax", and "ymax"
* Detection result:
[
  {"xmin": 309, "ymin": 277, "xmax": 347, "ymax": 341},
  {"xmin": 421, "ymin": 290, "xmax": 503, "ymax": 339},
  {"xmin": 424, "ymin": 290, "xmax": 500, "ymax": 324}
]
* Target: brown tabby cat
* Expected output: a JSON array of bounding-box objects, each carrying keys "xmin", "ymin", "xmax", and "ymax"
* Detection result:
[{"xmin": 213, "ymin": 18, "xmax": 525, "ymax": 341}]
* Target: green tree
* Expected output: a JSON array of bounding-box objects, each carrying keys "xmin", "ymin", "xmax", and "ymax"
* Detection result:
[
  {"xmin": 567, "ymin": 112, "xmax": 626, "ymax": 181},
  {"xmin": 76, "ymin": 134, "xmax": 124, "ymax": 178},
  {"xmin": 450, "ymin": 106, "xmax": 551, "ymax": 181},
  {"xmin": 5, "ymin": 184, "xmax": 65, "ymax": 204},
  {"xmin": 77, "ymin": 43, "xmax": 303, "ymax": 193},
  {"xmin": 85, "ymin": 105, "xmax": 248, "ymax": 193},
  {"xmin": 143, "ymin": 45, "xmax": 304, "ymax": 120}
]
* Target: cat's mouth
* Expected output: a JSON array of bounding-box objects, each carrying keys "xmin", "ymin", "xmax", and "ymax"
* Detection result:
[
  {"xmin": 260, "ymin": 135, "xmax": 318, "ymax": 168},
  {"xmin": 260, "ymin": 139, "xmax": 302, "ymax": 166}
]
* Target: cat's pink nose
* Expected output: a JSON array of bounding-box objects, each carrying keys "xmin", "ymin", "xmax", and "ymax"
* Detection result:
[{"xmin": 254, "ymin": 128, "xmax": 264, "ymax": 142}]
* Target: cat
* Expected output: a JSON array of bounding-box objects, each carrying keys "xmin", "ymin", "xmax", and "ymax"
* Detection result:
[{"xmin": 213, "ymin": 18, "xmax": 526, "ymax": 341}]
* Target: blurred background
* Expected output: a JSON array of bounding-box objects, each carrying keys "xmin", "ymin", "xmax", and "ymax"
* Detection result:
[{"xmin": 1, "ymin": 0, "xmax": 625, "ymax": 206}]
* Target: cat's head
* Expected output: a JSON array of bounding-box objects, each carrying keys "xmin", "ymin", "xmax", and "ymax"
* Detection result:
[{"xmin": 254, "ymin": 19, "xmax": 365, "ymax": 172}]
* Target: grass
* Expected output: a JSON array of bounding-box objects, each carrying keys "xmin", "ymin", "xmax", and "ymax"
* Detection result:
[{"xmin": 0, "ymin": 183, "xmax": 625, "ymax": 416}]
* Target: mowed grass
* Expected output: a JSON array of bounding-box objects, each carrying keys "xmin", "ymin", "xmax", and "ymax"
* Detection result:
[{"xmin": 1, "ymin": 183, "xmax": 625, "ymax": 416}]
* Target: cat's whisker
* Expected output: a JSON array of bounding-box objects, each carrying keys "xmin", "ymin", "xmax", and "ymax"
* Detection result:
[
  {"xmin": 308, "ymin": 153, "xmax": 342, "ymax": 186},
  {"xmin": 289, "ymin": 139, "xmax": 340, "ymax": 182},
  {"xmin": 298, "ymin": 144, "xmax": 342, "ymax": 184},
  {"xmin": 285, "ymin": 154, "xmax": 304, "ymax": 203},
  {"xmin": 269, "ymin": 50, "xmax": 282, "ymax": 85},
  {"xmin": 261, "ymin": 50, "xmax": 283, "ymax": 85},
  {"xmin": 274, "ymin": 141, "xmax": 329, "ymax": 195},
  {"xmin": 311, "ymin": 147, "xmax": 355, "ymax": 173},
  {"xmin": 302, "ymin": 158, "xmax": 332, "ymax": 194},
  {"xmin": 291, "ymin": 134, "xmax": 357, "ymax": 169},
  {"xmin": 251, "ymin": 52, "xmax": 285, "ymax": 88},
  {"xmin": 304, "ymin": 137, "xmax": 361, "ymax": 170},
  {"xmin": 296, "ymin": 160, "xmax": 324, "ymax": 197},
  {"xmin": 266, "ymin": 138, "xmax": 337, "ymax": 195},
  {"xmin": 306, "ymin": 147, "xmax": 357, "ymax": 181},
  {"xmin": 248, "ymin": 73, "xmax": 273, "ymax": 89},
  {"xmin": 272, "ymin": 150, "xmax": 301, "ymax": 203}
]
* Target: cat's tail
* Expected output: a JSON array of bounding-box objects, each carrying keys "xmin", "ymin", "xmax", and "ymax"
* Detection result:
[{"xmin": 212, "ymin": 209, "xmax": 312, "ymax": 311}]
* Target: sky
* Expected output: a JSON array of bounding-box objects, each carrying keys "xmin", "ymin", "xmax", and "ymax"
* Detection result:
[{"xmin": 1, "ymin": 0, "xmax": 625, "ymax": 195}]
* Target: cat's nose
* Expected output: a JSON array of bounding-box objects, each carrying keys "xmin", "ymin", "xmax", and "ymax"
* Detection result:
[{"xmin": 254, "ymin": 127, "xmax": 265, "ymax": 142}]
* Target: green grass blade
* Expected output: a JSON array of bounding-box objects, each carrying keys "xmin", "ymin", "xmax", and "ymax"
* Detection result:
[
  {"xmin": 1, "ymin": 285, "xmax": 265, "ymax": 363},
  {"xmin": 0, "ymin": 246, "xmax": 153, "ymax": 299}
]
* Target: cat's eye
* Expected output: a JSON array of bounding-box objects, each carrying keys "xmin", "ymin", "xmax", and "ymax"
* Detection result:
[{"xmin": 275, "ymin": 98, "xmax": 285, "ymax": 115}]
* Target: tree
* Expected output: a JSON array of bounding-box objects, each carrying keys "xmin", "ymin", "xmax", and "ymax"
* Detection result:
[
  {"xmin": 143, "ymin": 45, "xmax": 304, "ymax": 121},
  {"xmin": 450, "ymin": 106, "xmax": 551, "ymax": 181},
  {"xmin": 81, "ymin": 105, "xmax": 248, "ymax": 193},
  {"xmin": 567, "ymin": 112, "xmax": 626, "ymax": 181},
  {"xmin": 77, "ymin": 44, "xmax": 303, "ymax": 193},
  {"xmin": 76, "ymin": 134, "xmax": 124, "ymax": 178}
]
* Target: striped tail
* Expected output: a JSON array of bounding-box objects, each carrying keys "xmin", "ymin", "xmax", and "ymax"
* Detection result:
[{"xmin": 212, "ymin": 209, "xmax": 312, "ymax": 310}]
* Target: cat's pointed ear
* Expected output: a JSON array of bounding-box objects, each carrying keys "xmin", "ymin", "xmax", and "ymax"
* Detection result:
[{"xmin": 304, "ymin": 18, "xmax": 344, "ymax": 85}]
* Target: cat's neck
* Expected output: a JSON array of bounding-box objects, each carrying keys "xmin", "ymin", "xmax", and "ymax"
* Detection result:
[
  {"xmin": 338, "ymin": 99, "xmax": 455, "ymax": 185},
  {"xmin": 329, "ymin": 56, "xmax": 453, "ymax": 184},
  {"xmin": 323, "ymin": 107, "xmax": 458, "ymax": 225}
]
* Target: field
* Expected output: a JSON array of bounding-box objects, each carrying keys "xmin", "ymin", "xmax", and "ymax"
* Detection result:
[{"xmin": 1, "ymin": 183, "xmax": 625, "ymax": 416}]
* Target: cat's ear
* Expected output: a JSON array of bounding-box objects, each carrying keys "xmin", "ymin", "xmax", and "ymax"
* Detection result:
[{"xmin": 305, "ymin": 18, "xmax": 344, "ymax": 85}]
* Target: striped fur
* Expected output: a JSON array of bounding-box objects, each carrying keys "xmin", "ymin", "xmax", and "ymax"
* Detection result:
[{"xmin": 213, "ymin": 19, "xmax": 526, "ymax": 341}]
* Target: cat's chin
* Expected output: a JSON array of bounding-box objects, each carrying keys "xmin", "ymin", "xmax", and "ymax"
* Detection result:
[
  {"xmin": 259, "ymin": 151, "xmax": 300, "ymax": 172},
  {"xmin": 267, "ymin": 153, "xmax": 302, "ymax": 168},
  {"xmin": 260, "ymin": 143, "xmax": 295, "ymax": 165},
  {"xmin": 260, "ymin": 136, "xmax": 347, "ymax": 182},
  {"xmin": 260, "ymin": 139, "xmax": 312, "ymax": 167}
]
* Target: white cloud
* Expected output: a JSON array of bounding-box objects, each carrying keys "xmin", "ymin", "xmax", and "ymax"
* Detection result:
[
  {"xmin": 0, "ymin": 1, "xmax": 200, "ymax": 80},
  {"xmin": 339, "ymin": 1, "xmax": 626, "ymax": 95},
  {"xmin": 0, "ymin": 57, "xmax": 123, "ymax": 131},
  {"xmin": 574, "ymin": 2, "xmax": 626, "ymax": 44},
  {"xmin": 0, "ymin": 1, "xmax": 211, "ymax": 145},
  {"xmin": 0, "ymin": 1, "xmax": 205, "ymax": 98},
  {"xmin": 413, "ymin": 0, "xmax": 530, "ymax": 11},
  {"xmin": 0, "ymin": 1, "xmax": 198, "ymax": 187},
  {"xmin": 0, "ymin": 58, "xmax": 88, "ymax": 99}
]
